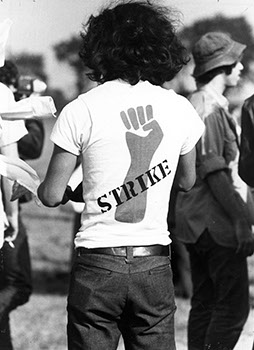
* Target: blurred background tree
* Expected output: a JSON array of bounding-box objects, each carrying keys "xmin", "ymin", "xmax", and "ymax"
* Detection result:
[
  {"xmin": 53, "ymin": 36, "xmax": 89, "ymax": 95},
  {"xmin": 10, "ymin": 52, "xmax": 67, "ymax": 112},
  {"xmin": 52, "ymin": 15, "xmax": 254, "ymax": 112},
  {"xmin": 179, "ymin": 14, "xmax": 254, "ymax": 76},
  {"xmin": 13, "ymin": 53, "xmax": 48, "ymax": 82},
  {"xmin": 167, "ymin": 14, "xmax": 254, "ymax": 106}
]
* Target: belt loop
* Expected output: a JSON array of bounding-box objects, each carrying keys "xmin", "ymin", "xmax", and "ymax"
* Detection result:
[{"xmin": 126, "ymin": 246, "xmax": 133, "ymax": 260}]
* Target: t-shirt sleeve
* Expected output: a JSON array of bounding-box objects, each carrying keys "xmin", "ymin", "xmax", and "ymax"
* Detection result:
[
  {"xmin": 180, "ymin": 97, "xmax": 205, "ymax": 155},
  {"xmin": 50, "ymin": 98, "xmax": 92, "ymax": 155}
]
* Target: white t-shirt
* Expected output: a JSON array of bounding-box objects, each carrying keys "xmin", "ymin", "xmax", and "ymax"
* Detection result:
[{"xmin": 51, "ymin": 80, "xmax": 204, "ymax": 248}]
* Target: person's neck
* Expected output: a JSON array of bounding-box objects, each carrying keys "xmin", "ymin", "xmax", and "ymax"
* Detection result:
[{"xmin": 205, "ymin": 74, "xmax": 226, "ymax": 96}]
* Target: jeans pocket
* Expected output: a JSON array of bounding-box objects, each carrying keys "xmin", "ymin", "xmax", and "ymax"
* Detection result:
[
  {"xmin": 149, "ymin": 263, "xmax": 171, "ymax": 275},
  {"xmin": 76, "ymin": 262, "xmax": 113, "ymax": 276}
]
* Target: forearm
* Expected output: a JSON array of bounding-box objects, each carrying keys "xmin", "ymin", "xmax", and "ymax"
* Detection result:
[
  {"xmin": 2, "ymin": 177, "xmax": 18, "ymax": 219},
  {"xmin": 18, "ymin": 120, "xmax": 44, "ymax": 160},
  {"xmin": 175, "ymin": 148, "xmax": 196, "ymax": 192},
  {"xmin": 37, "ymin": 145, "xmax": 78, "ymax": 207}
]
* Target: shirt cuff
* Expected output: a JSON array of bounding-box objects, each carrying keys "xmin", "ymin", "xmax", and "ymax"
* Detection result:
[{"xmin": 199, "ymin": 156, "xmax": 228, "ymax": 180}]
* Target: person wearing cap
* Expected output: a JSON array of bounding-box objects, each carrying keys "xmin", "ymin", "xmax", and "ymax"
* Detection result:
[{"xmin": 175, "ymin": 31, "xmax": 254, "ymax": 350}]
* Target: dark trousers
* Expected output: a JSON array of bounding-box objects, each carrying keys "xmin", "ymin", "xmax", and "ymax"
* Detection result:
[
  {"xmin": 0, "ymin": 316, "xmax": 12, "ymax": 350},
  {"xmin": 0, "ymin": 216, "xmax": 32, "ymax": 350},
  {"xmin": 186, "ymin": 230, "xmax": 249, "ymax": 350},
  {"xmin": 67, "ymin": 252, "xmax": 176, "ymax": 350}
]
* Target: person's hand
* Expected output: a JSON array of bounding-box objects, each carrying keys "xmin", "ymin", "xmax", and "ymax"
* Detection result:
[
  {"xmin": 70, "ymin": 182, "xmax": 83, "ymax": 202},
  {"xmin": 61, "ymin": 182, "xmax": 84, "ymax": 205},
  {"xmin": 61, "ymin": 185, "xmax": 73, "ymax": 205},
  {"xmin": 235, "ymin": 219, "xmax": 254, "ymax": 257},
  {"xmin": 4, "ymin": 214, "xmax": 19, "ymax": 243}
]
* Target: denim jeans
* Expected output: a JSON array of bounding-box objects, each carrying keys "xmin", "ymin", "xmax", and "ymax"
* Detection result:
[
  {"xmin": 186, "ymin": 230, "xmax": 249, "ymax": 350},
  {"xmin": 67, "ymin": 250, "xmax": 176, "ymax": 350}
]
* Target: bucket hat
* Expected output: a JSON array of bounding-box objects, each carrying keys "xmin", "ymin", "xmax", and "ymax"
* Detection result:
[{"xmin": 192, "ymin": 32, "xmax": 246, "ymax": 78}]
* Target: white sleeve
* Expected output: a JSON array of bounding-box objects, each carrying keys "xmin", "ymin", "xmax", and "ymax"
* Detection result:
[
  {"xmin": 50, "ymin": 98, "xmax": 92, "ymax": 155},
  {"xmin": 0, "ymin": 85, "xmax": 27, "ymax": 146},
  {"xmin": 180, "ymin": 97, "xmax": 205, "ymax": 155},
  {"xmin": 0, "ymin": 120, "xmax": 27, "ymax": 147}
]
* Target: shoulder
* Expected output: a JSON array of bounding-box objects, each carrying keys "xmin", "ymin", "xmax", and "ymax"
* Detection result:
[
  {"xmin": 56, "ymin": 96, "xmax": 92, "ymax": 135},
  {"xmin": 62, "ymin": 96, "xmax": 85, "ymax": 111},
  {"xmin": 161, "ymin": 88, "xmax": 197, "ymax": 110},
  {"xmin": 241, "ymin": 93, "xmax": 254, "ymax": 126},
  {"xmin": 188, "ymin": 89, "xmax": 210, "ymax": 107},
  {"xmin": 243, "ymin": 93, "xmax": 254, "ymax": 110},
  {"xmin": 188, "ymin": 89, "xmax": 221, "ymax": 120},
  {"xmin": 188, "ymin": 90, "xmax": 206, "ymax": 106},
  {"xmin": 59, "ymin": 95, "xmax": 91, "ymax": 121}
]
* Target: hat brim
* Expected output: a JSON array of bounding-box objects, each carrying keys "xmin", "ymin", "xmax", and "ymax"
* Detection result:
[{"xmin": 193, "ymin": 41, "xmax": 246, "ymax": 78}]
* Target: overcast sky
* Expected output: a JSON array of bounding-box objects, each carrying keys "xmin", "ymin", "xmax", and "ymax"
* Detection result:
[{"xmin": 1, "ymin": 0, "xmax": 254, "ymax": 98}]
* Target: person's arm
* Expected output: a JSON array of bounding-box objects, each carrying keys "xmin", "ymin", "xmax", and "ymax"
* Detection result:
[
  {"xmin": 18, "ymin": 119, "xmax": 45, "ymax": 160},
  {"xmin": 0, "ymin": 142, "xmax": 19, "ymax": 242},
  {"xmin": 206, "ymin": 169, "xmax": 254, "ymax": 257},
  {"xmin": 198, "ymin": 107, "xmax": 254, "ymax": 256},
  {"xmin": 38, "ymin": 145, "xmax": 78, "ymax": 207},
  {"xmin": 175, "ymin": 147, "xmax": 196, "ymax": 192},
  {"xmin": 239, "ymin": 97, "xmax": 254, "ymax": 186}
]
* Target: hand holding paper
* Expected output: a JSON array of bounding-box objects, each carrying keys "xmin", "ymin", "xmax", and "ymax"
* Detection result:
[{"xmin": 0, "ymin": 154, "xmax": 40, "ymax": 201}]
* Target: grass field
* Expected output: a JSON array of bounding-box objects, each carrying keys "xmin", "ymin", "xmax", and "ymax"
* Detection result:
[{"xmin": 8, "ymin": 119, "xmax": 254, "ymax": 349}]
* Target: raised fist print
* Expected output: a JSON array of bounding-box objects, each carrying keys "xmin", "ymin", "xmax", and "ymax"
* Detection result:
[{"xmin": 115, "ymin": 105, "xmax": 163, "ymax": 223}]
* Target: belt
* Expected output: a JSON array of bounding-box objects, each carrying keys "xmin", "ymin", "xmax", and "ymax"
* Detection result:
[{"xmin": 77, "ymin": 245, "xmax": 170, "ymax": 258}]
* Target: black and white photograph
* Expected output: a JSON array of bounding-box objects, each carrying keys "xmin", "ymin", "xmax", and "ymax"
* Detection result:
[{"xmin": 0, "ymin": 1, "xmax": 254, "ymax": 349}]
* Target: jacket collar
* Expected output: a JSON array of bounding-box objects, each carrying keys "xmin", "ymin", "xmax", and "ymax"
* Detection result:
[{"xmin": 200, "ymin": 85, "xmax": 229, "ymax": 111}]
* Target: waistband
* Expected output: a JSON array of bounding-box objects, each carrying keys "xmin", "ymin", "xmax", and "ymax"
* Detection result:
[{"xmin": 77, "ymin": 245, "xmax": 170, "ymax": 258}]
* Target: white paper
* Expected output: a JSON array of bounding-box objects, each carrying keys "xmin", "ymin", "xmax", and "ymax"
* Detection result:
[{"xmin": 0, "ymin": 96, "xmax": 57, "ymax": 120}]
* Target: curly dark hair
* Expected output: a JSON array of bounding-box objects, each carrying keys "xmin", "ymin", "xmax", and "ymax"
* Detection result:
[{"xmin": 79, "ymin": 0, "xmax": 189, "ymax": 86}]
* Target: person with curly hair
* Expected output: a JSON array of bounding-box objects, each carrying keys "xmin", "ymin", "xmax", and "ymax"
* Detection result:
[{"xmin": 38, "ymin": 1, "xmax": 204, "ymax": 349}]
